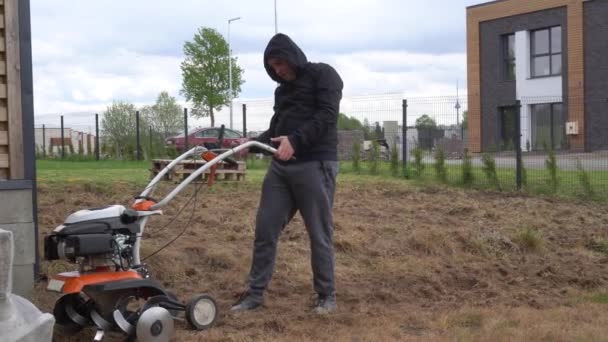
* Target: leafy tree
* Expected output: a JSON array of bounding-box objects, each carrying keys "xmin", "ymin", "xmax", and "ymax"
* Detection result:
[
  {"xmin": 415, "ymin": 114, "xmax": 437, "ymax": 129},
  {"xmin": 101, "ymin": 101, "xmax": 137, "ymax": 159},
  {"xmin": 374, "ymin": 122, "xmax": 383, "ymax": 139},
  {"xmin": 337, "ymin": 113, "xmax": 365, "ymax": 131},
  {"xmin": 101, "ymin": 101, "xmax": 153, "ymax": 160},
  {"xmin": 142, "ymin": 91, "xmax": 183, "ymax": 138},
  {"xmin": 363, "ymin": 118, "xmax": 373, "ymax": 140},
  {"xmin": 181, "ymin": 27, "xmax": 244, "ymax": 127}
]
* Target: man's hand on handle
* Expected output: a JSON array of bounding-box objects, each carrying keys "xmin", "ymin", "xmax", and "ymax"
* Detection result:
[{"xmin": 270, "ymin": 136, "xmax": 295, "ymax": 161}]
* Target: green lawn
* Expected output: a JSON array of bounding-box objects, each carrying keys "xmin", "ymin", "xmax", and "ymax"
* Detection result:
[
  {"xmin": 37, "ymin": 160, "xmax": 151, "ymax": 185},
  {"xmin": 36, "ymin": 159, "xmax": 608, "ymax": 202}
]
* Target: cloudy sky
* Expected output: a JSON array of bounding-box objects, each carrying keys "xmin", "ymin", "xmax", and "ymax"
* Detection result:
[{"xmin": 31, "ymin": 0, "xmax": 484, "ymax": 129}]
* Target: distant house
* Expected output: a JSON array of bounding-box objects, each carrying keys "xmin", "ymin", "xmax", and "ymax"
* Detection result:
[
  {"xmin": 34, "ymin": 128, "xmax": 96, "ymax": 155},
  {"xmin": 467, "ymin": 0, "xmax": 608, "ymax": 152}
]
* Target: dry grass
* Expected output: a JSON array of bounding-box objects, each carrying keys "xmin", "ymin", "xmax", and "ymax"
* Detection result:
[
  {"xmin": 514, "ymin": 227, "xmax": 544, "ymax": 252},
  {"xmin": 30, "ymin": 180, "xmax": 608, "ymax": 341}
]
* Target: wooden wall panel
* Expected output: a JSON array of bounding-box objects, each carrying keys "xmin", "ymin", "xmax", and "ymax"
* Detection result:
[
  {"xmin": 0, "ymin": 152, "xmax": 7, "ymax": 168},
  {"xmin": 4, "ymin": 0, "xmax": 22, "ymax": 179},
  {"xmin": 467, "ymin": 0, "xmax": 585, "ymax": 152}
]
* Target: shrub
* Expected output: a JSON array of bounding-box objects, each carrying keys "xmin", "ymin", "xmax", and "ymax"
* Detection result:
[
  {"xmin": 576, "ymin": 159, "xmax": 594, "ymax": 199},
  {"xmin": 544, "ymin": 145, "xmax": 559, "ymax": 194},
  {"xmin": 434, "ymin": 147, "xmax": 447, "ymax": 183},
  {"xmin": 413, "ymin": 147, "xmax": 425, "ymax": 178},
  {"xmin": 368, "ymin": 140, "xmax": 380, "ymax": 175},
  {"xmin": 482, "ymin": 153, "xmax": 501, "ymax": 191},
  {"xmin": 462, "ymin": 149, "xmax": 474, "ymax": 187},
  {"xmin": 352, "ymin": 142, "xmax": 361, "ymax": 173},
  {"xmin": 390, "ymin": 142, "xmax": 400, "ymax": 177}
]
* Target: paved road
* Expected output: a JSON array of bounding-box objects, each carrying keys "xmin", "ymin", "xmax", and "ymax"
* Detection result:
[{"xmin": 422, "ymin": 151, "xmax": 608, "ymax": 171}]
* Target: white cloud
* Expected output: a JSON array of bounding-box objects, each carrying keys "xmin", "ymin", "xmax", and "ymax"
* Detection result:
[{"xmin": 31, "ymin": 0, "xmax": 482, "ymax": 126}]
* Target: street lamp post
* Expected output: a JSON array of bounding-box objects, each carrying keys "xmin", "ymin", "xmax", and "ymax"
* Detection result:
[
  {"xmin": 228, "ymin": 16, "xmax": 241, "ymax": 130},
  {"xmin": 274, "ymin": 0, "xmax": 278, "ymax": 34}
]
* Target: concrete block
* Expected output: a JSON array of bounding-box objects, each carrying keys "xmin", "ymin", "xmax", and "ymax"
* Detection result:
[
  {"xmin": 0, "ymin": 223, "xmax": 35, "ymax": 265},
  {"xmin": 0, "ymin": 189, "xmax": 33, "ymax": 224},
  {"xmin": 11, "ymin": 264, "xmax": 34, "ymax": 297}
]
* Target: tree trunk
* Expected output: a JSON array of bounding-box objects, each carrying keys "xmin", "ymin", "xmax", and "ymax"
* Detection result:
[{"xmin": 210, "ymin": 106, "xmax": 215, "ymax": 127}]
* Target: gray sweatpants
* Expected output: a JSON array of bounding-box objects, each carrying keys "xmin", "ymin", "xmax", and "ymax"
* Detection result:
[{"xmin": 247, "ymin": 159, "xmax": 339, "ymax": 300}]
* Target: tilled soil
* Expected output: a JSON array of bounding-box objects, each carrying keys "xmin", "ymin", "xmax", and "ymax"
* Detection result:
[{"xmin": 31, "ymin": 180, "xmax": 608, "ymax": 341}]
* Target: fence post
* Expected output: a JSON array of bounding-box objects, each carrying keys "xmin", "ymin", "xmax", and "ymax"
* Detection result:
[
  {"xmin": 135, "ymin": 111, "xmax": 141, "ymax": 161},
  {"xmin": 402, "ymin": 99, "xmax": 408, "ymax": 174},
  {"xmin": 42, "ymin": 124, "xmax": 46, "ymax": 158},
  {"xmin": 242, "ymin": 103, "xmax": 247, "ymax": 138},
  {"xmin": 515, "ymin": 100, "xmax": 523, "ymax": 191},
  {"xmin": 95, "ymin": 113, "xmax": 100, "ymax": 161},
  {"xmin": 60, "ymin": 115, "xmax": 65, "ymax": 159},
  {"xmin": 184, "ymin": 108, "xmax": 189, "ymax": 151}
]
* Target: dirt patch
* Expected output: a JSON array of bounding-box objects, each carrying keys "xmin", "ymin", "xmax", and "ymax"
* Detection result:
[{"xmin": 31, "ymin": 181, "xmax": 608, "ymax": 340}]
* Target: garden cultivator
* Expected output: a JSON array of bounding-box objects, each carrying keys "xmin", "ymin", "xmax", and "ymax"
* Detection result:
[{"xmin": 43, "ymin": 141, "xmax": 277, "ymax": 341}]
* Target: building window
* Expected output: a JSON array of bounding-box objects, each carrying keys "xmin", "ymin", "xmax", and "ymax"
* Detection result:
[
  {"xmin": 531, "ymin": 103, "xmax": 565, "ymax": 150},
  {"xmin": 503, "ymin": 34, "xmax": 516, "ymax": 81},
  {"xmin": 531, "ymin": 26, "xmax": 562, "ymax": 77},
  {"xmin": 499, "ymin": 106, "xmax": 517, "ymax": 150}
]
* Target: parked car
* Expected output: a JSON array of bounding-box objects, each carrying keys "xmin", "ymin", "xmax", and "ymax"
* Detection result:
[{"xmin": 165, "ymin": 127, "xmax": 250, "ymax": 156}]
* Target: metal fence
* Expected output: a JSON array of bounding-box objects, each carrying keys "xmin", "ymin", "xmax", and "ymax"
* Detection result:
[
  {"xmin": 34, "ymin": 113, "xmax": 100, "ymax": 159},
  {"xmin": 34, "ymin": 92, "xmax": 608, "ymax": 200},
  {"xmin": 403, "ymin": 95, "xmax": 608, "ymax": 200}
]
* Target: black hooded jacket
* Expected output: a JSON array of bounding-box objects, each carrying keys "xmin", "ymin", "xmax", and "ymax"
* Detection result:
[{"xmin": 255, "ymin": 33, "xmax": 343, "ymax": 162}]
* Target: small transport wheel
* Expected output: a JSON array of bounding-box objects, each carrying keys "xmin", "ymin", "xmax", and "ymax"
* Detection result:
[{"xmin": 185, "ymin": 294, "xmax": 218, "ymax": 330}]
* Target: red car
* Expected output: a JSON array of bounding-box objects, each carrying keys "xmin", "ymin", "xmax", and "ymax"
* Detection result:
[{"xmin": 165, "ymin": 127, "xmax": 249, "ymax": 156}]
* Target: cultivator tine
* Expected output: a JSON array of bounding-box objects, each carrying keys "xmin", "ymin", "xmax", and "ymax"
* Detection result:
[
  {"xmin": 90, "ymin": 309, "xmax": 112, "ymax": 331},
  {"xmin": 93, "ymin": 329, "xmax": 105, "ymax": 341},
  {"xmin": 113, "ymin": 309, "xmax": 136, "ymax": 336}
]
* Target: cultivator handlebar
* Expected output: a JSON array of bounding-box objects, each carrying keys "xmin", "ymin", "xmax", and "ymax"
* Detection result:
[{"xmin": 136, "ymin": 141, "xmax": 277, "ymax": 211}]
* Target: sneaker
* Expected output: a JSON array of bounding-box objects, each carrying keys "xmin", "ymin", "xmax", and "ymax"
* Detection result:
[
  {"xmin": 313, "ymin": 295, "xmax": 337, "ymax": 315},
  {"xmin": 230, "ymin": 292, "xmax": 262, "ymax": 312}
]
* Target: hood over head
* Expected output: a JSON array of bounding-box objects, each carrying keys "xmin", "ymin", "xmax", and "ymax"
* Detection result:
[{"xmin": 264, "ymin": 33, "xmax": 308, "ymax": 83}]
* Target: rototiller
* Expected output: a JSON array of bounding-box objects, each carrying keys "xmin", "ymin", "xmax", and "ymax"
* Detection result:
[{"xmin": 43, "ymin": 141, "xmax": 276, "ymax": 341}]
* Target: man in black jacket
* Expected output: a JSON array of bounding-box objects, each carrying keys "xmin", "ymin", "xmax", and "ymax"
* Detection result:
[{"xmin": 231, "ymin": 33, "xmax": 343, "ymax": 314}]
